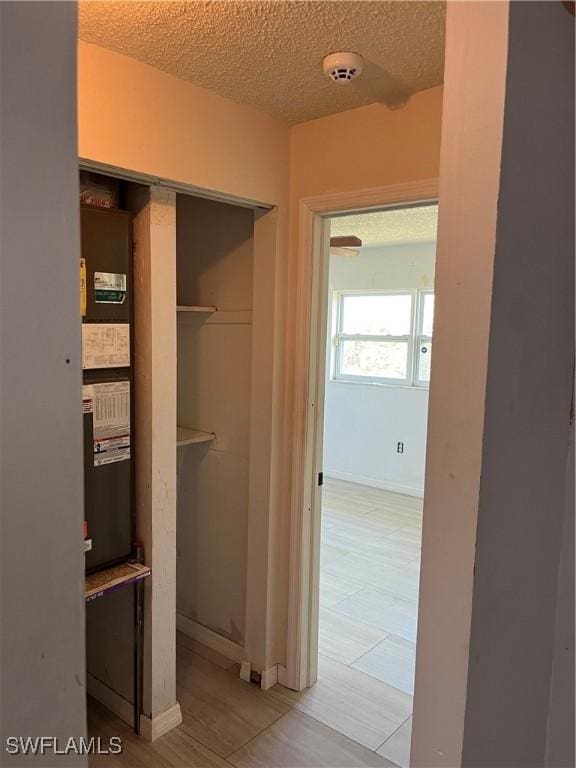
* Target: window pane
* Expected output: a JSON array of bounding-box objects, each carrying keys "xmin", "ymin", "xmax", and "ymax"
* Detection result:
[
  {"xmin": 341, "ymin": 294, "xmax": 412, "ymax": 336},
  {"xmin": 418, "ymin": 340, "xmax": 432, "ymax": 382},
  {"xmin": 421, "ymin": 293, "xmax": 435, "ymax": 336},
  {"xmin": 341, "ymin": 340, "xmax": 408, "ymax": 379}
]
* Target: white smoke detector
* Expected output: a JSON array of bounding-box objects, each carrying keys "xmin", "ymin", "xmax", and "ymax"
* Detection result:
[{"xmin": 323, "ymin": 52, "xmax": 364, "ymax": 84}]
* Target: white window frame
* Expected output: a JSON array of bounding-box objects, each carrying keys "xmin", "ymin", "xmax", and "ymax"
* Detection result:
[
  {"xmin": 414, "ymin": 289, "xmax": 434, "ymax": 388},
  {"xmin": 332, "ymin": 289, "xmax": 433, "ymax": 388}
]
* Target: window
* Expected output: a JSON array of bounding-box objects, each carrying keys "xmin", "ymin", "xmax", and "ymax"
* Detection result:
[{"xmin": 333, "ymin": 290, "xmax": 434, "ymax": 387}]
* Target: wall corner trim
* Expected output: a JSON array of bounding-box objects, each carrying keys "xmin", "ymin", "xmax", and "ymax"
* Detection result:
[
  {"xmin": 277, "ymin": 665, "xmax": 289, "ymax": 687},
  {"xmin": 260, "ymin": 664, "xmax": 279, "ymax": 690},
  {"xmin": 139, "ymin": 703, "xmax": 182, "ymax": 742}
]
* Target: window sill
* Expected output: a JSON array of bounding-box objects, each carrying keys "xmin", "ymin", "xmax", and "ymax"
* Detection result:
[{"xmin": 329, "ymin": 378, "xmax": 429, "ymax": 391}]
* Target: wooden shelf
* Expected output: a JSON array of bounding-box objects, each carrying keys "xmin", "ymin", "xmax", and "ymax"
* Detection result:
[
  {"xmin": 177, "ymin": 305, "xmax": 217, "ymax": 314},
  {"xmin": 177, "ymin": 426, "xmax": 215, "ymax": 447},
  {"xmin": 85, "ymin": 561, "xmax": 150, "ymax": 603}
]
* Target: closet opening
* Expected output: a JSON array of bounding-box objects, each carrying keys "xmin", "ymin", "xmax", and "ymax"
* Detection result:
[{"xmin": 175, "ymin": 193, "xmax": 256, "ymax": 699}]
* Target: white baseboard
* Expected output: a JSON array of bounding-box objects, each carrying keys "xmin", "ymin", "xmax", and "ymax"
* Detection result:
[
  {"xmin": 176, "ymin": 614, "xmax": 277, "ymax": 691},
  {"xmin": 176, "ymin": 612, "xmax": 244, "ymax": 664},
  {"xmin": 324, "ymin": 469, "xmax": 424, "ymax": 499},
  {"xmin": 87, "ymin": 673, "xmax": 133, "ymax": 727},
  {"xmin": 240, "ymin": 660, "xmax": 251, "ymax": 683},
  {"xmin": 87, "ymin": 673, "xmax": 182, "ymax": 741}
]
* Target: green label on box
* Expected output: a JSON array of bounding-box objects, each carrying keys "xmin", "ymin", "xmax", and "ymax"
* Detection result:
[
  {"xmin": 94, "ymin": 272, "xmax": 127, "ymax": 304},
  {"xmin": 95, "ymin": 289, "xmax": 126, "ymax": 304}
]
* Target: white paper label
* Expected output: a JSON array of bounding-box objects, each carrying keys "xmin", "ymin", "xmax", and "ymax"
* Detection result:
[
  {"xmin": 94, "ymin": 446, "xmax": 130, "ymax": 467},
  {"xmin": 83, "ymin": 381, "xmax": 131, "ymax": 466},
  {"xmin": 82, "ymin": 323, "xmax": 130, "ymax": 369}
]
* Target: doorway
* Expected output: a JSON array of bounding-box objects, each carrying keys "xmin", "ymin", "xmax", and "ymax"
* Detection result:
[
  {"xmin": 283, "ymin": 183, "xmax": 438, "ymax": 767},
  {"xmin": 319, "ymin": 204, "xmax": 437, "ymax": 764}
]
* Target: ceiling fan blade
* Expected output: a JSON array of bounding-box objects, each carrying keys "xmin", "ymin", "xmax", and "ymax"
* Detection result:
[{"xmin": 330, "ymin": 235, "xmax": 362, "ymax": 248}]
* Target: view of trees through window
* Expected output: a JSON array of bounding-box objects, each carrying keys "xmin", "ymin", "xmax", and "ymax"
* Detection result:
[
  {"xmin": 342, "ymin": 339, "xmax": 408, "ymax": 380},
  {"xmin": 335, "ymin": 291, "xmax": 434, "ymax": 385}
]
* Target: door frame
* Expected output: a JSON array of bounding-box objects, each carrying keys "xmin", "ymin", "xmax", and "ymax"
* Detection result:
[{"xmin": 282, "ymin": 178, "xmax": 439, "ymax": 691}]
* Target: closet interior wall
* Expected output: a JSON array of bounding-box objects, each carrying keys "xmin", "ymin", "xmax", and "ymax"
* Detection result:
[{"xmin": 176, "ymin": 194, "xmax": 255, "ymax": 649}]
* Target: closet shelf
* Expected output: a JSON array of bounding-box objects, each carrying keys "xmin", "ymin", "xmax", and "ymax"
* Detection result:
[
  {"xmin": 85, "ymin": 561, "xmax": 150, "ymax": 603},
  {"xmin": 177, "ymin": 305, "xmax": 217, "ymax": 314},
  {"xmin": 177, "ymin": 426, "xmax": 216, "ymax": 447}
]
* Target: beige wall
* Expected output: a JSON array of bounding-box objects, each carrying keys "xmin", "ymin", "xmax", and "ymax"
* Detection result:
[
  {"xmin": 78, "ymin": 41, "xmax": 290, "ymax": 207},
  {"xmin": 289, "ymin": 86, "xmax": 442, "ymax": 201}
]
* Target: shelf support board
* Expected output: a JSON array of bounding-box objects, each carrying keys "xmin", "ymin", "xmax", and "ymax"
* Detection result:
[{"xmin": 177, "ymin": 305, "xmax": 217, "ymax": 314}]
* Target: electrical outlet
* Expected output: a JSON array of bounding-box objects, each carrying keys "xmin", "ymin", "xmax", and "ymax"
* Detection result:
[{"xmin": 397, "ymin": 441, "xmax": 404, "ymax": 454}]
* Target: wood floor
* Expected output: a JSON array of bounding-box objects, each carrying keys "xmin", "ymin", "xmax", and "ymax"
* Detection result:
[
  {"xmin": 318, "ymin": 478, "xmax": 423, "ymax": 766},
  {"xmin": 89, "ymin": 479, "xmax": 422, "ymax": 768}
]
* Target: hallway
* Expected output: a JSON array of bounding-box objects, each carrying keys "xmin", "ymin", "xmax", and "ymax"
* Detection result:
[
  {"xmin": 89, "ymin": 480, "xmax": 422, "ymax": 768},
  {"xmin": 89, "ymin": 642, "xmax": 399, "ymax": 768}
]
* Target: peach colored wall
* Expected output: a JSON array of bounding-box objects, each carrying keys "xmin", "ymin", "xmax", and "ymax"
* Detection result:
[
  {"xmin": 78, "ymin": 41, "xmax": 290, "ymax": 206},
  {"xmin": 289, "ymin": 86, "xmax": 442, "ymax": 201}
]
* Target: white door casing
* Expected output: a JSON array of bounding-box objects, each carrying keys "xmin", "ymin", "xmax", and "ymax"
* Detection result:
[{"xmin": 283, "ymin": 179, "xmax": 439, "ymax": 692}]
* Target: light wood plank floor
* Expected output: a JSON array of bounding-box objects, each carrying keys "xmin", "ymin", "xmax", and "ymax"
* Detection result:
[
  {"xmin": 89, "ymin": 479, "xmax": 421, "ymax": 768},
  {"xmin": 319, "ymin": 478, "xmax": 423, "ymax": 767}
]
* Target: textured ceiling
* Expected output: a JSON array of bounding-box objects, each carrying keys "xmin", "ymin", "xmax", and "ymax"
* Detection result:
[
  {"xmin": 331, "ymin": 204, "xmax": 438, "ymax": 247},
  {"xmin": 78, "ymin": 1, "xmax": 445, "ymax": 124}
]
